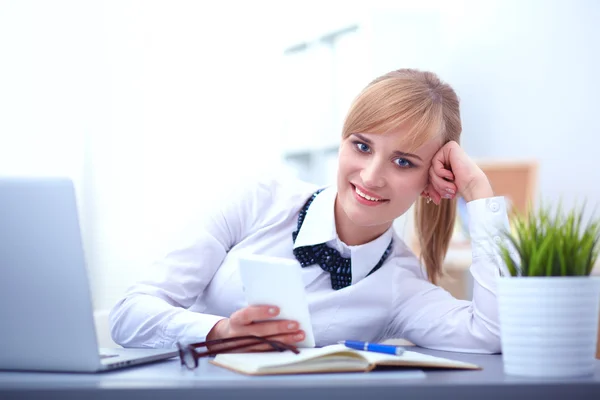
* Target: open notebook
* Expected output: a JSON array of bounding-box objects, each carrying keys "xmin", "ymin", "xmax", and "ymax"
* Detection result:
[{"xmin": 210, "ymin": 344, "xmax": 481, "ymax": 375}]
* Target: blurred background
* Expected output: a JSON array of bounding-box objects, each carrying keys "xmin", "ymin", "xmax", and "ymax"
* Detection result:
[{"xmin": 1, "ymin": 0, "xmax": 599, "ymax": 314}]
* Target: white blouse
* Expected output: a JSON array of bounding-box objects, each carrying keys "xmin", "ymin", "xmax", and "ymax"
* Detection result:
[{"xmin": 109, "ymin": 175, "xmax": 511, "ymax": 353}]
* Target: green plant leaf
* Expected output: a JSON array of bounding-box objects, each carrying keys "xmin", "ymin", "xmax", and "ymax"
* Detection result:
[
  {"xmin": 500, "ymin": 199, "xmax": 600, "ymax": 277},
  {"xmin": 499, "ymin": 245, "xmax": 519, "ymax": 276}
]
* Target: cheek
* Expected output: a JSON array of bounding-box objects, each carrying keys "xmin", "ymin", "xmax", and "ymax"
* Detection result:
[
  {"xmin": 417, "ymin": 169, "xmax": 430, "ymax": 188},
  {"xmin": 390, "ymin": 170, "xmax": 429, "ymax": 195},
  {"xmin": 413, "ymin": 167, "xmax": 430, "ymax": 187},
  {"xmin": 337, "ymin": 149, "xmax": 361, "ymax": 175}
]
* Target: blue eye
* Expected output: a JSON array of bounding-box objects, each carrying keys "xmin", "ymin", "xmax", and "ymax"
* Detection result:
[
  {"xmin": 394, "ymin": 158, "xmax": 414, "ymax": 168},
  {"xmin": 353, "ymin": 141, "xmax": 370, "ymax": 153}
]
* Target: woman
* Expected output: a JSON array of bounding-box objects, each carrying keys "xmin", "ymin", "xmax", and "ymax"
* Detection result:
[{"xmin": 110, "ymin": 68, "xmax": 510, "ymax": 354}]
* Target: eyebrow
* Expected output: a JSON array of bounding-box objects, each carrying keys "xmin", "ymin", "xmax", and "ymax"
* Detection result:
[{"xmin": 352, "ymin": 133, "xmax": 423, "ymax": 162}]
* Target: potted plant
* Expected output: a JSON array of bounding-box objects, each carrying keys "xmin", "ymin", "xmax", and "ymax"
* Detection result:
[{"xmin": 496, "ymin": 202, "xmax": 600, "ymax": 377}]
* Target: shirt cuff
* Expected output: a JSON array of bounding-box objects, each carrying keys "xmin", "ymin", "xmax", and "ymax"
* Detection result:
[
  {"xmin": 466, "ymin": 196, "xmax": 511, "ymax": 259},
  {"xmin": 163, "ymin": 310, "xmax": 226, "ymax": 347}
]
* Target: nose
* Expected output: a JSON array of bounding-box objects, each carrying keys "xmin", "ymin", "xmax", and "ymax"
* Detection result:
[{"xmin": 360, "ymin": 159, "xmax": 385, "ymax": 189}]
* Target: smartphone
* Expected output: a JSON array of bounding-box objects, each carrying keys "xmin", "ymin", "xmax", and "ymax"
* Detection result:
[{"xmin": 237, "ymin": 254, "xmax": 316, "ymax": 348}]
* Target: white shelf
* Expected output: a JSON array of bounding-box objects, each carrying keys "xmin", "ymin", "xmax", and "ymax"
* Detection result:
[{"xmin": 282, "ymin": 143, "xmax": 338, "ymax": 158}]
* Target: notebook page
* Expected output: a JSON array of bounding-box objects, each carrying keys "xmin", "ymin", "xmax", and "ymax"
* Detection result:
[
  {"xmin": 264, "ymin": 356, "xmax": 370, "ymax": 374},
  {"xmin": 212, "ymin": 345, "xmax": 367, "ymax": 374},
  {"xmin": 360, "ymin": 349, "xmax": 479, "ymax": 369}
]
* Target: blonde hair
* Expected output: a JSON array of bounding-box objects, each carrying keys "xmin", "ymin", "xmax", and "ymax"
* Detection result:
[{"xmin": 341, "ymin": 68, "xmax": 461, "ymax": 285}]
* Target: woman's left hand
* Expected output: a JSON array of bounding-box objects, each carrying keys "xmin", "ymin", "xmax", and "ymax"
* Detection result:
[{"xmin": 425, "ymin": 141, "xmax": 494, "ymax": 205}]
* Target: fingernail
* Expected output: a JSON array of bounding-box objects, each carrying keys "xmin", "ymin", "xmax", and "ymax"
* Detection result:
[
  {"xmin": 294, "ymin": 333, "xmax": 304, "ymax": 340},
  {"xmin": 445, "ymin": 188, "xmax": 455, "ymax": 194},
  {"xmin": 268, "ymin": 307, "xmax": 278, "ymax": 315},
  {"xmin": 287, "ymin": 322, "xmax": 297, "ymax": 330},
  {"xmin": 444, "ymin": 194, "xmax": 453, "ymax": 199}
]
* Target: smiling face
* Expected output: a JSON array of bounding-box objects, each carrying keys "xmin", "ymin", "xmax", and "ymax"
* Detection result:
[{"xmin": 335, "ymin": 127, "xmax": 442, "ymax": 244}]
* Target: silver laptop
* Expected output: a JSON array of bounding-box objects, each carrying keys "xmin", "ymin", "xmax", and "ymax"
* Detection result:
[{"xmin": 0, "ymin": 177, "xmax": 177, "ymax": 372}]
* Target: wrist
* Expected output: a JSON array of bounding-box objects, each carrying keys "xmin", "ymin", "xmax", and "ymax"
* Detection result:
[
  {"xmin": 207, "ymin": 318, "xmax": 227, "ymax": 342},
  {"xmin": 461, "ymin": 176, "xmax": 494, "ymax": 202}
]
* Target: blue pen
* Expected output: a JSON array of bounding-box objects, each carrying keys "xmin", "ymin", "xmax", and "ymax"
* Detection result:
[{"xmin": 339, "ymin": 340, "xmax": 405, "ymax": 356}]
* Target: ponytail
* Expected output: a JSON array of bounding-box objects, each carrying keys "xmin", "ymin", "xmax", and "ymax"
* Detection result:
[{"xmin": 414, "ymin": 196, "xmax": 457, "ymax": 285}]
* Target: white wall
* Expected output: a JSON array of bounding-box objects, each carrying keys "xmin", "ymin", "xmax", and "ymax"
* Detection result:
[
  {"xmin": 366, "ymin": 0, "xmax": 600, "ymax": 242},
  {"xmin": 87, "ymin": 1, "xmax": 290, "ymax": 309},
  {"xmin": 0, "ymin": 0, "xmax": 288, "ymax": 310},
  {"xmin": 438, "ymin": 0, "xmax": 600, "ymax": 211},
  {"xmin": 0, "ymin": 0, "xmax": 106, "ymax": 291}
]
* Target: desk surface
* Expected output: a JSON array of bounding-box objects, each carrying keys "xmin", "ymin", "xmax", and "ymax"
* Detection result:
[{"xmin": 1, "ymin": 347, "xmax": 599, "ymax": 400}]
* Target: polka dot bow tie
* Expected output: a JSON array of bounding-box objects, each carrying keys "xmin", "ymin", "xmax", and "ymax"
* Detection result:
[{"xmin": 292, "ymin": 189, "xmax": 393, "ymax": 290}]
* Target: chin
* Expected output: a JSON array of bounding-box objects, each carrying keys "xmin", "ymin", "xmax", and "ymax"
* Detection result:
[{"xmin": 349, "ymin": 214, "xmax": 387, "ymax": 228}]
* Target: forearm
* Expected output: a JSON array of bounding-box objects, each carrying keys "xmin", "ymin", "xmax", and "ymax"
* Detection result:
[
  {"xmin": 461, "ymin": 172, "xmax": 494, "ymax": 203},
  {"xmin": 389, "ymin": 197, "xmax": 510, "ymax": 353},
  {"xmin": 109, "ymin": 291, "xmax": 226, "ymax": 348},
  {"xmin": 433, "ymin": 195, "xmax": 512, "ymax": 352}
]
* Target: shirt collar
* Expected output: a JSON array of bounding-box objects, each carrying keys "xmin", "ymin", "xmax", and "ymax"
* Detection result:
[
  {"xmin": 293, "ymin": 186, "xmax": 395, "ymax": 284},
  {"xmin": 293, "ymin": 185, "xmax": 337, "ymax": 248}
]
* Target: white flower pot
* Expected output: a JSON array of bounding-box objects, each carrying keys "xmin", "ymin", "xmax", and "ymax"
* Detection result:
[{"xmin": 497, "ymin": 276, "xmax": 600, "ymax": 377}]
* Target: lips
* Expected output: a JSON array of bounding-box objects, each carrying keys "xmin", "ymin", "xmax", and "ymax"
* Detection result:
[{"xmin": 351, "ymin": 183, "xmax": 389, "ymax": 205}]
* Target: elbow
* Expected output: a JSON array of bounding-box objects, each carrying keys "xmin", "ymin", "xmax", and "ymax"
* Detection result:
[
  {"xmin": 487, "ymin": 326, "xmax": 502, "ymax": 353},
  {"xmin": 477, "ymin": 311, "xmax": 503, "ymax": 354},
  {"xmin": 109, "ymin": 298, "xmax": 136, "ymax": 348},
  {"xmin": 108, "ymin": 294, "xmax": 173, "ymax": 349},
  {"xmin": 404, "ymin": 316, "xmax": 503, "ymax": 354},
  {"xmin": 478, "ymin": 333, "xmax": 502, "ymax": 354},
  {"xmin": 415, "ymin": 334, "xmax": 502, "ymax": 354},
  {"xmin": 470, "ymin": 316, "xmax": 502, "ymax": 354}
]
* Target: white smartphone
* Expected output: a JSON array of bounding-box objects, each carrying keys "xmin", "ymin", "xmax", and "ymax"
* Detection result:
[{"xmin": 237, "ymin": 254, "xmax": 316, "ymax": 348}]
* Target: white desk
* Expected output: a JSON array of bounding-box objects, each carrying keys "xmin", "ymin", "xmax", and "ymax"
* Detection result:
[{"xmin": 1, "ymin": 347, "xmax": 599, "ymax": 400}]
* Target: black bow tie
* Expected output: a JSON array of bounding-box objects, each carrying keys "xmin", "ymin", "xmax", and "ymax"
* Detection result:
[{"xmin": 292, "ymin": 189, "xmax": 393, "ymax": 290}]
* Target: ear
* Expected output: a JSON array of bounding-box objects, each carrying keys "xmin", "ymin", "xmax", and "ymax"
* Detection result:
[
  {"xmin": 421, "ymin": 188, "xmax": 434, "ymax": 205},
  {"xmin": 421, "ymin": 185, "xmax": 432, "ymax": 197}
]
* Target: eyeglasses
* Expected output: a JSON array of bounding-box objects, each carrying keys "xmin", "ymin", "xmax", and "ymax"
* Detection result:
[{"xmin": 176, "ymin": 334, "xmax": 300, "ymax": 370}]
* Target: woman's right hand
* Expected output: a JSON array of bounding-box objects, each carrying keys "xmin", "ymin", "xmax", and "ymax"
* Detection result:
[{"xmin": 206, "ymin": 305, "xmax": 305, "ymax": 351}]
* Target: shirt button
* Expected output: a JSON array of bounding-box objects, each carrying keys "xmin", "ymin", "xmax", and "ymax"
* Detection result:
[
  {"xmin": 489, "ymin": 201, "xmax": 500, "ymax": 212},
  {"xmin": 494, "ymin": 236, "xmax": 502, "ymax": 244}
]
